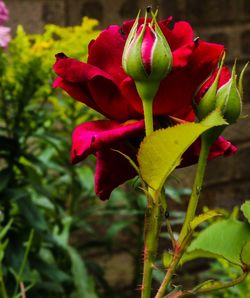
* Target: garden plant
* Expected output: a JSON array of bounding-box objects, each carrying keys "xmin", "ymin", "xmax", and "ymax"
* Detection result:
[
  {"xmin": 53, "ymin": 6, "xmax": 250, "ymax": 298},
  {"xmin": 1, "ymin": 0, "xmax": 250, "ymax": 297}
]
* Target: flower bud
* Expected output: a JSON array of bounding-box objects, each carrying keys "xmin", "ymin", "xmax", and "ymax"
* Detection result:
[
  {"xmin": 122, "ymin": 10, "xmax": 172, "ymax": 102},
  {"xmin": 196, "ymin": 55, "xmax": 247, "ymax": 124}
]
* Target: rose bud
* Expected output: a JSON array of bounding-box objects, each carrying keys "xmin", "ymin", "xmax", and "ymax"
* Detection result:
[
  {"xmin": 196, "ymin": 54, "xmax": 247, "ymax": 124},
  {"xmin": 215, "ymin": 62, "xmax": 247, "ymax": 124},
  {"xmin": 122, "ymin": 9, "xmax": 172, "ymax": 102}
]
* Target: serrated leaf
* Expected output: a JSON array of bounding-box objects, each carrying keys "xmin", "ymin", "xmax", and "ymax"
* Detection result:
[
  {"xmin": 241, "ymin": 241, "xmax": 250, "ymax": 266},
  {"xmin": 241, "ymin": 201, "xmax": 250, "ymax": 223},
  {"xmin": 187, "ymin": 219, "xmax": 250, "ymax": 265},
  {"xmin": 190, "ymin": 210, "xmax": 222, "ymax": 230},
  {"xmin": 138, "ymin": 110, "xmax": 227, "ymax": 191}
]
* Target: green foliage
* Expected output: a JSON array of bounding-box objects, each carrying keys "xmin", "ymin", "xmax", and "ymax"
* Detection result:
[
  {"xmin": 0, "ymin": 19, "xmax": 107, "ymax": 298},
  {"xmin": 138, "ymin": 110, "xmax": 227, "ymax": 191},
  {"xmin": 241, "ymin": 201, "xmax": 250, "ymax": 223},
  {"xmin": 187, "ymin": 219, "xmax": 250, "ymax": 265},
  {"xmin": 186, "ymin": 202, "xmax": 250, "ymax": 267}
]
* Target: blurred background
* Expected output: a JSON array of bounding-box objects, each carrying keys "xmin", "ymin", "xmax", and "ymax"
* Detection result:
[{"xmin": 0, "ymin": 0, "xmax": 250, "ymax": 297}]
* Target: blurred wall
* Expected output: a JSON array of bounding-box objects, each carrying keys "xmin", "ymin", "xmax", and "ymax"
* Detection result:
[{"xmin": 5, "ymin": 0, "xmax": 250, "ymax": 210}]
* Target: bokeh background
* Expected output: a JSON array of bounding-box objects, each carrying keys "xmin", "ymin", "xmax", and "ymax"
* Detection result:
[{"xmin": 1, "ymin": 0, "xmax": 250, "ymax": 297}]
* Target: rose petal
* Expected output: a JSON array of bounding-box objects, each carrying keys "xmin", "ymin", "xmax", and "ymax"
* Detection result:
[
  {"xmin": 159, "ymin": 20, "xmax": 194, "ymax": 51},
  {"xmin": 71, "ymin": 119, "xmax": 145, "ymax": 164},
  {"xmin": 196, "ymin": 66, "xmax": 231, "ymax": 103},
  {"xmin": 53, "ymin": 53, "xmax": 140, "ymax": 121},
  {"xmin": 95, "ymin": 143, "xmax": 137, "ymax": 200},
  {"xmin": 87, "ymin": 25, "xmax": 127, "ymax": 84},
  {"xmin": 181, "ymin": 136, "xmax": 237, "ymax": 167}
]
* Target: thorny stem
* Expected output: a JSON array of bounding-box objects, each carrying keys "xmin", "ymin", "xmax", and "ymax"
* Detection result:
[
  {"xmin": 141, "ymin": 196, "xmax": 163, "ymax": 298},
  {"xmin": 155, "ymin": 136, "xmax": 211, "ymax": 297},
  {"xmin": 141, "ymin": 93, "xmax": 162, "ymax": 298}
]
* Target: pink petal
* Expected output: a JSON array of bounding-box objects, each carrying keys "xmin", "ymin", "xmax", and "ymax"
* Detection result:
[
  {"xmin": 141, "ymin": 26, "xmax": 156, "ymax": 75},
  {"xmin": 71, "ymin": 119, "xmax": 145, "ymax": 164}
]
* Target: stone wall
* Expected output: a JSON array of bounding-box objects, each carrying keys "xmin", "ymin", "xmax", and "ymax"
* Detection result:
[{"xmin": 4, "ymin": 0, "xmax": 250, "ymax": 210}]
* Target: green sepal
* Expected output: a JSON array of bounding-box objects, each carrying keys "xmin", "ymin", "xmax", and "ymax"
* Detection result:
[
  {"xmin": 197, "ymin": 53, "xmax": 225, "ymax": 120},
  {"xmin": 122, "ymin": 11, "xmax": 148, "ymax": 81},
  {"xmin": 149, "ymin": 11, "xmax": 172, "ymax": 80},
  {"xmin": 215, "ymin": 62, "xmax": 242, "ymax": 124},
  {"xmin": 239, "ymin": 62, "xmax": 249, "ymax": 98}
]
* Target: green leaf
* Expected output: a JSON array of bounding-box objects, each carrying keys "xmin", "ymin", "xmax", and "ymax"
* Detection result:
[
  {"xmin": 138, "ymin": 110, "xmax": 227, "ymax": 191},
  {"xmin": 67, "ymin": 247, "xmax": 91, "ymax": 298},
  {"xmin": 190, "ymin": 210, "xmax": 222, "ymax": 230},
  {"xmin": 187, "ymin": 219, "xmax": 250, "ymax": 265},
  {"xmin": 105, "ymin": 220, "xmax": 132, "ymax": 241},
  {"xmin": 241, "ymin": 201, "xmax": 250, "ymax": 223},
  {"xmin": 16, "ymin": 196, "xmax": 48, "ymax": 232},
  {"xmin": 163, "ymin": 251, "xmax": 172, "ymax": 268},
  {"xmin": 241, "ymin": 241, "xmax": 250, "ymax": 266},
  {"xmin": 0, "ymin": 168, "xmax": 11, "ymax": 192}
]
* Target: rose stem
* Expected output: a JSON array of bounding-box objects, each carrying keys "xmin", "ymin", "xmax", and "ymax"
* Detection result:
[
  {"xmin": 141, "ymin": 193, "xmax": 162, "ymax": 298},
  {"xmin": 142, "ymin": 99, "xmax": 154, "ymax": 136},
  {"xmin": 141, "ymin": 97, "xmax": 162, "ymax": 298},
  {"xmin": 155, "ymin": 135, "xmax": 211, "ymax": 298}
]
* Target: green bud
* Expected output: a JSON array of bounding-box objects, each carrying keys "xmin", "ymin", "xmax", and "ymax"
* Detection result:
[
  {"xmin": 197, "ymin": 55, "xmax": 247, "ymax": 125},
  {"xmin": 122, "ymin": 9, "xmax": 172, "ymax": 102}
]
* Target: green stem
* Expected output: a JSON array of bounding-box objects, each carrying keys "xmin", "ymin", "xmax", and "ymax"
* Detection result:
[
  {"xmin": 140, "ymin": 87, "xmax": 158, "ymax": 297},
  {"xmin": 155, "ymin": 234, "xmax": 191, "ymax": 298},
  {"xmin": 141, "ymin": 198, "xmax": 163, "ymax": 298},
  {"xmin": 0, "ymin": 279, "xmax": 8, "ymax": 298},
  {"xmin": 155, "ymin": 136, "xmax": 211, "ymax": 298},
  {"xmin": 13, "ymin": 229, "xmax": 34, "ymax": 296},
  {"xmin": 142, "ymin": 99, "xmax": 154, "ymax": 136},
  {"xmin": 178, "ymin": 136, "xmax": 211, "ymax": 243}
]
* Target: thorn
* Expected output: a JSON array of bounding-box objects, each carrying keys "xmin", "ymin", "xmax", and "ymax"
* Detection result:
[
  {"xmin": 147, "ymin": 6, "xmax": 152, "ymax": 13},
  {"xmin": 165, "ymin": 210, "xmax": 170, "ymax": 218},
  {"xmin": 194, "ymin": 36, "xmax": 200, "ymax": 46}
]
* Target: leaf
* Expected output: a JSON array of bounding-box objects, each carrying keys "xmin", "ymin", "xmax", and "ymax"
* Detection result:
[
  {"xmin": 105, "ymin": 220, "xmax": 132, "ymax": 241},
  {"xmin": 0, "ymin": 219, "xmax": 13, "ymax": 240},
  {"xmin": 190, "ymin": 210, "xmax": 222, "ymax": 230},
  {"xmin": 241, "ymin": 241, "xmax": 250, "ymax": 266},
  {"xmin": 187, "ymin": 219, "xmax": 250, "ymax": 265},
  {"xmin": 67, "ymin": 247, "xmax": 91, "ymax": 298},
  {"xmin": 138, "ymin": 110, "xmax": 227, "ymax": 191},
  {"xmin": 16, "ymin": 196, "xmax": 48, "ymax": 232},
  {"xmin": 241, "ymin": 201, "xmax": 250, "ymax": 223},
  {"xmin": 163, "ymin": 251, "xmax": 172, "ymax": 268},
  {"xmin": 0, "ymin": 168, "xmax": 11, "ymax": 192}
]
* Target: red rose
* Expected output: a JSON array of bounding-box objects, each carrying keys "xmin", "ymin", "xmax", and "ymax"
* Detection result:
[{"xmin": 53, "ymin": 18, "xmax": 236, "ymax": 200}]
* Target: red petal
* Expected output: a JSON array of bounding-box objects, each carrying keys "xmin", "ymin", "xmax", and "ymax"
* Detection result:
[
  {"xmin": 181, "ymin": 136, "xmax": 237, "ymax": 167},
  {"xmin": 53, "ymin": 54, "xmax": 139, "ymax": 121},
  {"xmin": 95, "ymin": 143, "xmax": 138, "ymax": 200},
  {"xmin": 196, "ymin": 66, "xmax": 231, "ymax": 103},
  {"xmin": 71, "ymin": 119, "xmax": 145, "ymax": 164},
  {"xmin": 172, "ymin": 42, "xmax": 195, "ymax": 69},
  {"xmin": 87, "ymin": 25, "xmax": 127, "ymax": 84},
  {"xmin": 158, "ymin": 20, "xmax": 194, "ymax": 51}
]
